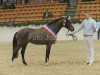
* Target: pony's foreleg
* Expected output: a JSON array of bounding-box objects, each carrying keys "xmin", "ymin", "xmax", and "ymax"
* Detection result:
[
  {"xmin": 45, "ymin": 44, "xmax": 52, "ymax": 66},
  {"xmin": 21, "ymin": 45, "xmax": 27, "ymax": 65}
]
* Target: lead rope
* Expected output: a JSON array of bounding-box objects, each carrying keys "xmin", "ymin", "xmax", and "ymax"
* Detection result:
[{"xmin": 66, "ymin": 30, "xmax": 77, "ymax": 41}]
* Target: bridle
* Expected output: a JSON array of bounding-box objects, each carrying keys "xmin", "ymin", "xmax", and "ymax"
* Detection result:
[
  {"xmin": 66, "ymin": 32, "xmax": 77, "ymax": 41},
  {"xmin": 63, "ymin": 19, "xmax": 77, "ymax": 41}
]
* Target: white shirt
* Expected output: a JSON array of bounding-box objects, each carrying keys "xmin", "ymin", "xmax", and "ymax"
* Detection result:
[{"xmin": 73, "ymin": 18, "xmax": 97, "ymax": 36}]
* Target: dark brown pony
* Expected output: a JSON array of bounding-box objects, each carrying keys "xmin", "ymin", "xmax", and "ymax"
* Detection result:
[{"xmin": 11, "ymin": 17, "xmax": 74, "ymax": 65}]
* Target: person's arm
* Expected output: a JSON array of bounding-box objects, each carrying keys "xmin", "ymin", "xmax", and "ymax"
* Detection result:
[
  {"xmin": 70, "ymin": 21, "xmax": 84, "ymax": 34},
  {"xmin": 92, "ymin": 20, "xmax": 97, "ymax": 32}
]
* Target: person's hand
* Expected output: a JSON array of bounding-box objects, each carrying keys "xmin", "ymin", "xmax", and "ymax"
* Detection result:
[
  {"xmin": 93, "ymin": 30, "xmax": 96, "ymax": 32},
  {"xmin": 93, "ymin": 28, "xmax": 96, "ymax": 32},
  {"xmin": 69, "ymin": 33, "xmax": 74, "ymax": 35}
]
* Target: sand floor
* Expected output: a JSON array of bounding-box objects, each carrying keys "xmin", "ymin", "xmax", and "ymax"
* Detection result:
[{"xmin": 0, "ymin": 41, "xmax": 100, "ymax": 75}]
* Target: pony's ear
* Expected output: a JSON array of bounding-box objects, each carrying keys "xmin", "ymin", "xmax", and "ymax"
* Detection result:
[
  {"xmin": 68, "ymin": 16, "xmax": 71, "ymax": 20},
  {"xmin": 64, "ymin": 16, "xmax": 71, "ymax": 20}
]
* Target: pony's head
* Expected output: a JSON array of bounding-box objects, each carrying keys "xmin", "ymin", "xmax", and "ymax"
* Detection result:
[{"xmin": 62, "ymin": 16, "xmax": 74, "ymax": 31}]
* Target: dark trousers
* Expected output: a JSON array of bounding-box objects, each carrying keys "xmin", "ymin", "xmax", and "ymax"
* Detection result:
[{"xmin": 97, "ymin": 28, "xmax": 100, "ymax": 40}]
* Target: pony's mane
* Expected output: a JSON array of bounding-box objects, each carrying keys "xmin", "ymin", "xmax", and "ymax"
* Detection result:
[{"xmin": 47, "ymin": 18, "xmax": 63, "ymax": 26}]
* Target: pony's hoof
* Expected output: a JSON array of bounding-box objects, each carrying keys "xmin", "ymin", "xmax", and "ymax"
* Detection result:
[
  {"xmin": 23, "ymin": 62, "xmax": 28, "ymax": 66},
  {"xmin": 9, "ymin": 61, "xmax": 13, "ymax": 67},
  {"xmin": 46, "ymin": 62, "xmax": 49, "ymax": 66},
  {"xmin": 25, "ymin": 63, "xmax": 28, "ymax": 66}
]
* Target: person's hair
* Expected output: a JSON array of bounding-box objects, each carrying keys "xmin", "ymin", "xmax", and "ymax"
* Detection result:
[
  {"xmin": 97, "ymin": 18, "xmax": 99, "ymax": 22},
  {"xmin": 84, "ymin": 11, "xmax": 91, "ymax": 15}
]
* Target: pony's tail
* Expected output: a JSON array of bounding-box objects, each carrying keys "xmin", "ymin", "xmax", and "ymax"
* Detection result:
[
  {"xmin": 12, "ymin": 32, "xmax": 18, "ymax": 59},
  {"xmin": 13, "ymin": 32, "xmax": 17, "ymax": 49}
]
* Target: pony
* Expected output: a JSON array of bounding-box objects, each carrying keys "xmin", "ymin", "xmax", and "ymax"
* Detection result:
[{"xmin": 11, "ymin": 16, "xmax": 74, "ymax": 65}]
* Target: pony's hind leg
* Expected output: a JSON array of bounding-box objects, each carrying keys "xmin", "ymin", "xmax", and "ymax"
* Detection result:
[
  {"xmin": 45, "ymin": 44, "xmax": 52, "ymax": 66},
  {"xmin": 21, "ymin": 45, "xmax": 27, "ymax": 65}
]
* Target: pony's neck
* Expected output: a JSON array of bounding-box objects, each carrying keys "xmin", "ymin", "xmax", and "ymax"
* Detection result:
[
  {"xmin": 47, "ymin": 18, "xmax": 63, "ymax": 35},
  {"xmin": 49, "ymin": 23, "xmax": 63, "ymax": 35}
]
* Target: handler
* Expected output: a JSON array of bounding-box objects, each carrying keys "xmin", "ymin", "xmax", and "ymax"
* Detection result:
[
  {"xmin": 70, "ymin": 11, "xmax": 97, "ymax": 65},
  {"xmin": 97, "ymin": 19, "xmax": 100, "ymax": 40}
]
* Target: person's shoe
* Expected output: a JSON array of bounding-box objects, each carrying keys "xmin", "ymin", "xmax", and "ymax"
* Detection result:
[{"xmin": 86, "ymin": 62, "xmax": 92, "ymax": 66}]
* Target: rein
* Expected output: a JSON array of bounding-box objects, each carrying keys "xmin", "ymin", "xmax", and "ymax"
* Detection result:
[
  {"xmin": 63, "ymin": 19, "xmax": 77, "ymax": 41},
  {"xmin": 66, "ymin": 30, "xmax": 77, "ymax": 41}
]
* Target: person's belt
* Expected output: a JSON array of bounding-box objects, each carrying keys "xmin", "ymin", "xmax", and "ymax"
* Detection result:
[{"xmin": 84, "ymin": 35, "xmax": 93, "ymax": 37}]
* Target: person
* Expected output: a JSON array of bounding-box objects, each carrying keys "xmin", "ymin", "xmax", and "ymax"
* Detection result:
[
  {"xmin": 2, "ymin": 2, "xmax": 9, "ymax": 9},
  {"xmin": 43, "ymin": 9, "xmax": 53, "ymax": 23},
  {"xmin": 97, "ymin": 19, "xmax": 100, "ymax": 40},
  {"xmin": 9, "ymin": 3, "xmax": 15, "ymax": 9},
  {"xmin": 43, "ymin": 9, "xmax": 53, "ymax": 19},
  {"xmin": 0, "ymin": 0, "xmax": 3, "ymax": 6},
  {"xmin": 70, "ymin": 11, "xmax": 97, "ymax": 65},
  {"xmin": 67, "ymin": 0, "xmax": 70, "ymax": 7}
]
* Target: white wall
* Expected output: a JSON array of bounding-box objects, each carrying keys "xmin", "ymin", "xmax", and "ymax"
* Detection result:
[{"xmin": 0, "ymin": 24, "xmax": 98, "ymax": 43}]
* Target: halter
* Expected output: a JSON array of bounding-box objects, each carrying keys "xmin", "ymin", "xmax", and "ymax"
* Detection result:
[
  {"xmin": 63, "ymin": 20, "xmax": 77, "ymax": 41},
  {"xmin": 66, "ymin": 29, "xmax": 77, "ymax": 41},
  {"xmin": 63, "ymin": 20, "xmax": 66, "ymax": 27},
  {"xmin": 44, "ymin": 25, "xmax": 56, "ymax": 38}
]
